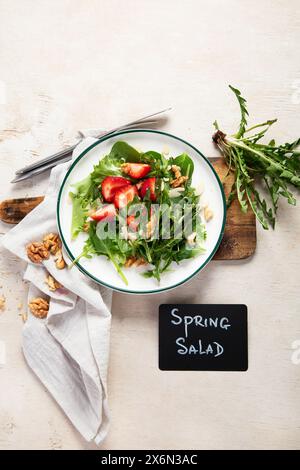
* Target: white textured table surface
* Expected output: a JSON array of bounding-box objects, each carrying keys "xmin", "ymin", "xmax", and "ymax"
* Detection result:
[{"xmin": 0, "ymin": 0, "xmax": 300, "ymax": 450}]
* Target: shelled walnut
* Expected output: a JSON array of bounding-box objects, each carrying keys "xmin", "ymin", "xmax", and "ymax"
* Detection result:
[
  {"xmin": 26, "ymin": 233, "xmax": 66, "ymax": 269},
  {"xmin": 21, "ymin": 311, "xmax": 28, "ymax": 323},
  {"xmin": 82, "ymin": 222, "xmax": 90, "ymax": 232},
  {"xmin": 26, "ymin": 242, "xmax": 49, "ymax": 263},
  {"xmin": 170, "ymin": 165, "xmax": 188, "ymax": 188},
  {"xmin": 46, "ymin": 274, "xmax": 62, "ymax": 292},
  {"xmin": 28, "ymin": 297, "xmax": 49, "ymax": 319},
  {"xmin": 54, "ymin": 249, "xmax": 66, "ymax": 269},
  {"xmin": 125, "ymin": 257, "xmax": 147, "ymax": 268},
  {"xmin": 0, "ymin": 295, "xmax": 6, "ymax": 311},
  {"xmin": 43, "ymin": 233, "xmax": 62, "ymax": 255}
]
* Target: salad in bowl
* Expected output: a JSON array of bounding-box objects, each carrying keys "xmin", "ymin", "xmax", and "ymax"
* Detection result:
[
  {"xmin": 69, "ymin": 141, "xmax": 212, "ymax": 285},
  {"xmin": 57, "ymin": 130, "xmax": 225, "ymax": 294}
]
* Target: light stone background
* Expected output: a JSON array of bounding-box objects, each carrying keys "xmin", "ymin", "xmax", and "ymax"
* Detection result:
[{"xmin": 0, "ymin": 0, "xmax": 299, "ymax": 450}]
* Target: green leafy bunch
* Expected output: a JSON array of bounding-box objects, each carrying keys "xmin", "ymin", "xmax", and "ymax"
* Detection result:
[{"xmin": 213, "ymin": 86, "xmax": 300, "ymax": 229}]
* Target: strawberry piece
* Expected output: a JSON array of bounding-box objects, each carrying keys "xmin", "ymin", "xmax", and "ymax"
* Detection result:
[
  {"xmin": 101, "ymin": 176, "xmax": 131, "ymax": 202},
  {"xmin": 90, "ymin": 204, "xmax": 116, "ymax": 221},
  {"xmin": 122, "ymin": 163, "xmax": 151, "ymax": 179},
  {"xmin": 114, "ymin": 185, "xmax": 139, "ymax": 209},
  {"xmin": 127, "ymin": 215, "xmax": 139, "ymax": 232},
  {"xmin": 139, "ymin": 177, "xmax": 157, "ymax": 201}
]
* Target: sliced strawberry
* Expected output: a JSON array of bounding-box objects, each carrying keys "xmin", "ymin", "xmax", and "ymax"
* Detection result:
[
  {"xmin": 122, "ymin": 162, "xmax": 151, "ymax": 179},
  {"xmin": 101, "ymin": 176, "xmax": 131, "ymax": 202},
  {"xmin": 127, "ymin": 215, "xmax": 139, "ymax": 232},
  {"xmin": 114, "ymin": 185, "xmax": 139, "ymax": 209},
  {"xmin": 139, "ymin": 177, "xmax": 157, "ymax": 202},
  {"xmin": 90, "ymin": 204, "xmax": 116, "ymax": 221}
]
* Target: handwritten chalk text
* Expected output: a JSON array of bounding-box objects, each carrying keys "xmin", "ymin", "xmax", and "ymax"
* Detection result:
[
  {"xmin": 171, "ymin": 308, "xmax": 231, "ymax": 338},
  {"xmin": 176, "ymin": 337, "xmax": 224, "ymax": 356}
]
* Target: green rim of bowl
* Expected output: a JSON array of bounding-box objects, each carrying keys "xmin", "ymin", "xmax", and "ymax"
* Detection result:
[{"xmin": 57, "ymin": 129, "xmax": 226, "ymax": 294}]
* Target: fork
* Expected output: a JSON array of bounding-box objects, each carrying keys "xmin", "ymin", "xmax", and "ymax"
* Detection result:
[{"xmin": 11, "ymin": 107, "xmax": 171, "ymax": 183}]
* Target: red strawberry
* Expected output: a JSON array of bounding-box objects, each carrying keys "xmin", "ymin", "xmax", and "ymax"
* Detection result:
[
  {"xmin": 114, "ymin": 185, "xmax": 139, "ymax": 209},
  {"xmin": 122, "ymin": 163, "xmax": 151, "ymax": 179},
  {"xmin": 101, "ymin": 176, "xmax": 131, "ymax": 202},
  {"xmin": 90, "ymin": 204, "xmax": 116, "ymax": 221},
  {"xmin": 139, "ymin": 177, "xmax": 157, "ymax": 201},
  {"xmin": 127, "ymin": 215, "xmax": 139, "ymax": 232}
]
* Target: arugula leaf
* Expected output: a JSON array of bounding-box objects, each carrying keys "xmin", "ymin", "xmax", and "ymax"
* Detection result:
[
  {"xmin": 144, "ymin": 150, "xmax": 170, "ymax": 178},
  {"xmin": 174, "ymin": 245, "xmax": 206, "ymax": 262},
  {"xmin": 70, "ymin": 237, "xmax": 96, "ymax": 267},
  {"xmin": 88, "ymin": 222, "xmax": 129, "ymax": 285}
]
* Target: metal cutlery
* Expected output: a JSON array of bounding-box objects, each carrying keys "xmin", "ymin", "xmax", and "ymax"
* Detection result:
[{"xmin": 11, "ymin": 108, "xmax": 171, "ymax": 183}]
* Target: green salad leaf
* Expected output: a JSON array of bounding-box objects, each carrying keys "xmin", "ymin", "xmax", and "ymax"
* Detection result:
[
  {"xmin": 109, "ymin": 141, "xmax": 141, "ymax": 162},
  {"xmin": 70, "ymin": 193, "xmax": 88, "ymax": 239},
  {"xmin": 91, "ymin": 141, "xmax": 144, "ymax": 184},
  {"xmin": 71, "ymin": 174, "xmax": 92, "ymax": 199},
  {"xmin": 172, "ymin": 153, "xmax": 194, "ymax": 179},
  {"xmin": 91, "ymin": 154, "xmax": 123, "ymax": 183}
]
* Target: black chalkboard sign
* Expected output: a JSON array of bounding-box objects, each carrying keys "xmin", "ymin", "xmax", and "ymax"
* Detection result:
[{"xmin": 159, "ymin": 304, "xmax": 248, "ymax": 371}]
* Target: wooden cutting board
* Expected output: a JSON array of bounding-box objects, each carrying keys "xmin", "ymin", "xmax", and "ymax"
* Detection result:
[
  {"xmin": 213, "ymin": 158, "xmax": 256, "ymax": 260},
  {"xmin": 0, "ymin": 159, "xmax": 256, "ymax": 260}
]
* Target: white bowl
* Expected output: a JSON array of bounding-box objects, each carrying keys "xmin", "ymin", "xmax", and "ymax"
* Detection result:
[{"xmin": 57, "ymin": 130, "xmax": 226, "ymax": 294}]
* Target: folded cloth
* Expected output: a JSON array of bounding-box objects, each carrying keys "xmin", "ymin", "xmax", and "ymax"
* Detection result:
[{"xmin": 1, "ymin": 138, "xmax": 112, "ymax": 445}]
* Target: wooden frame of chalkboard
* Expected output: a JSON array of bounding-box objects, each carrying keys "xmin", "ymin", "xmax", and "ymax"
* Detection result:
[{"xmin": 159, "ymin": 304, "xmax": 248, "ymax": 371}]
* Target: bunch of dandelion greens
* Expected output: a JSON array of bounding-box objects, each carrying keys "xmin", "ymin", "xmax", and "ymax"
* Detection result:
[{"xmin": 213, "ymin": 86, "xmax": 300, "ymax": 229}]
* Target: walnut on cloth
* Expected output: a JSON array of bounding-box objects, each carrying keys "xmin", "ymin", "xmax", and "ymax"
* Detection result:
[
  {"xmin": 54, "ymin": 249, "xmax": 66, "ymax": 270},
  {"xmin": 26, "ymin": 242, "xmax": 50, "ymax": 263},
  {"xmin": 170, "ymin": 165, "xmax": 188, "ymax": 188},
  {"xmin": 28, "ymin": 297, "xmax": 49, "ymax": 319},
  {"xmin": 21, "ymin": 311, "xmax": 28, "ymax": 323},
  {"xmin": 0, "ymin": 295, "xmax": 6, "ymax": 311},
  {"xmin": 46, "ymin": 274, "xmax": 62, "ymax": 292},
  {"xmin": 43, "ymin": 233, "xmax": 62, "ymax": 255},
  {"xmin": 26, "ymin": 233, "xmax": 66, "ymax": 269}
]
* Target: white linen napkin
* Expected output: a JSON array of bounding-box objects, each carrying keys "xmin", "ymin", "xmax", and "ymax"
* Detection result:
[{"xmin": 1, "ymin": 138, "xmax": 112, "ymax": 445}]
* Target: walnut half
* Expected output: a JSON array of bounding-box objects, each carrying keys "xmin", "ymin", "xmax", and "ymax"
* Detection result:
[
  {"xmin": 54, "ymin": 249, "xmax": 66, "ymax": 270},
  {"xmin": 28, "ymin": 297, "xmax": 49, "ymax": 319},
  {"xmin": 46, "ymin": 274, "xmax": 61, "ymax": 292},
  {"xmin": 124, "ymin": 256, "xmax": 148, "ymax": 268},
  {"xmin": 170, "ymin": 164, "xmax": 188, "ymax": 188},
  {"xmin": 26, "ymin": 242, "xmax": 50, "ymax": 264},
  {"xmin": 43, "ymin": 233, "xmax": 62, "ymax": 255},
  {"xmin": 82, "ymin": 222, "xmax": 90, "ymax": 232},
  {"xmin": 0, "ymin": 295, "xmax": 6, "ymax": 311},
  {"xmin": 26, "ymin": 233, "xmax": 66, "ymax": 269}
]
